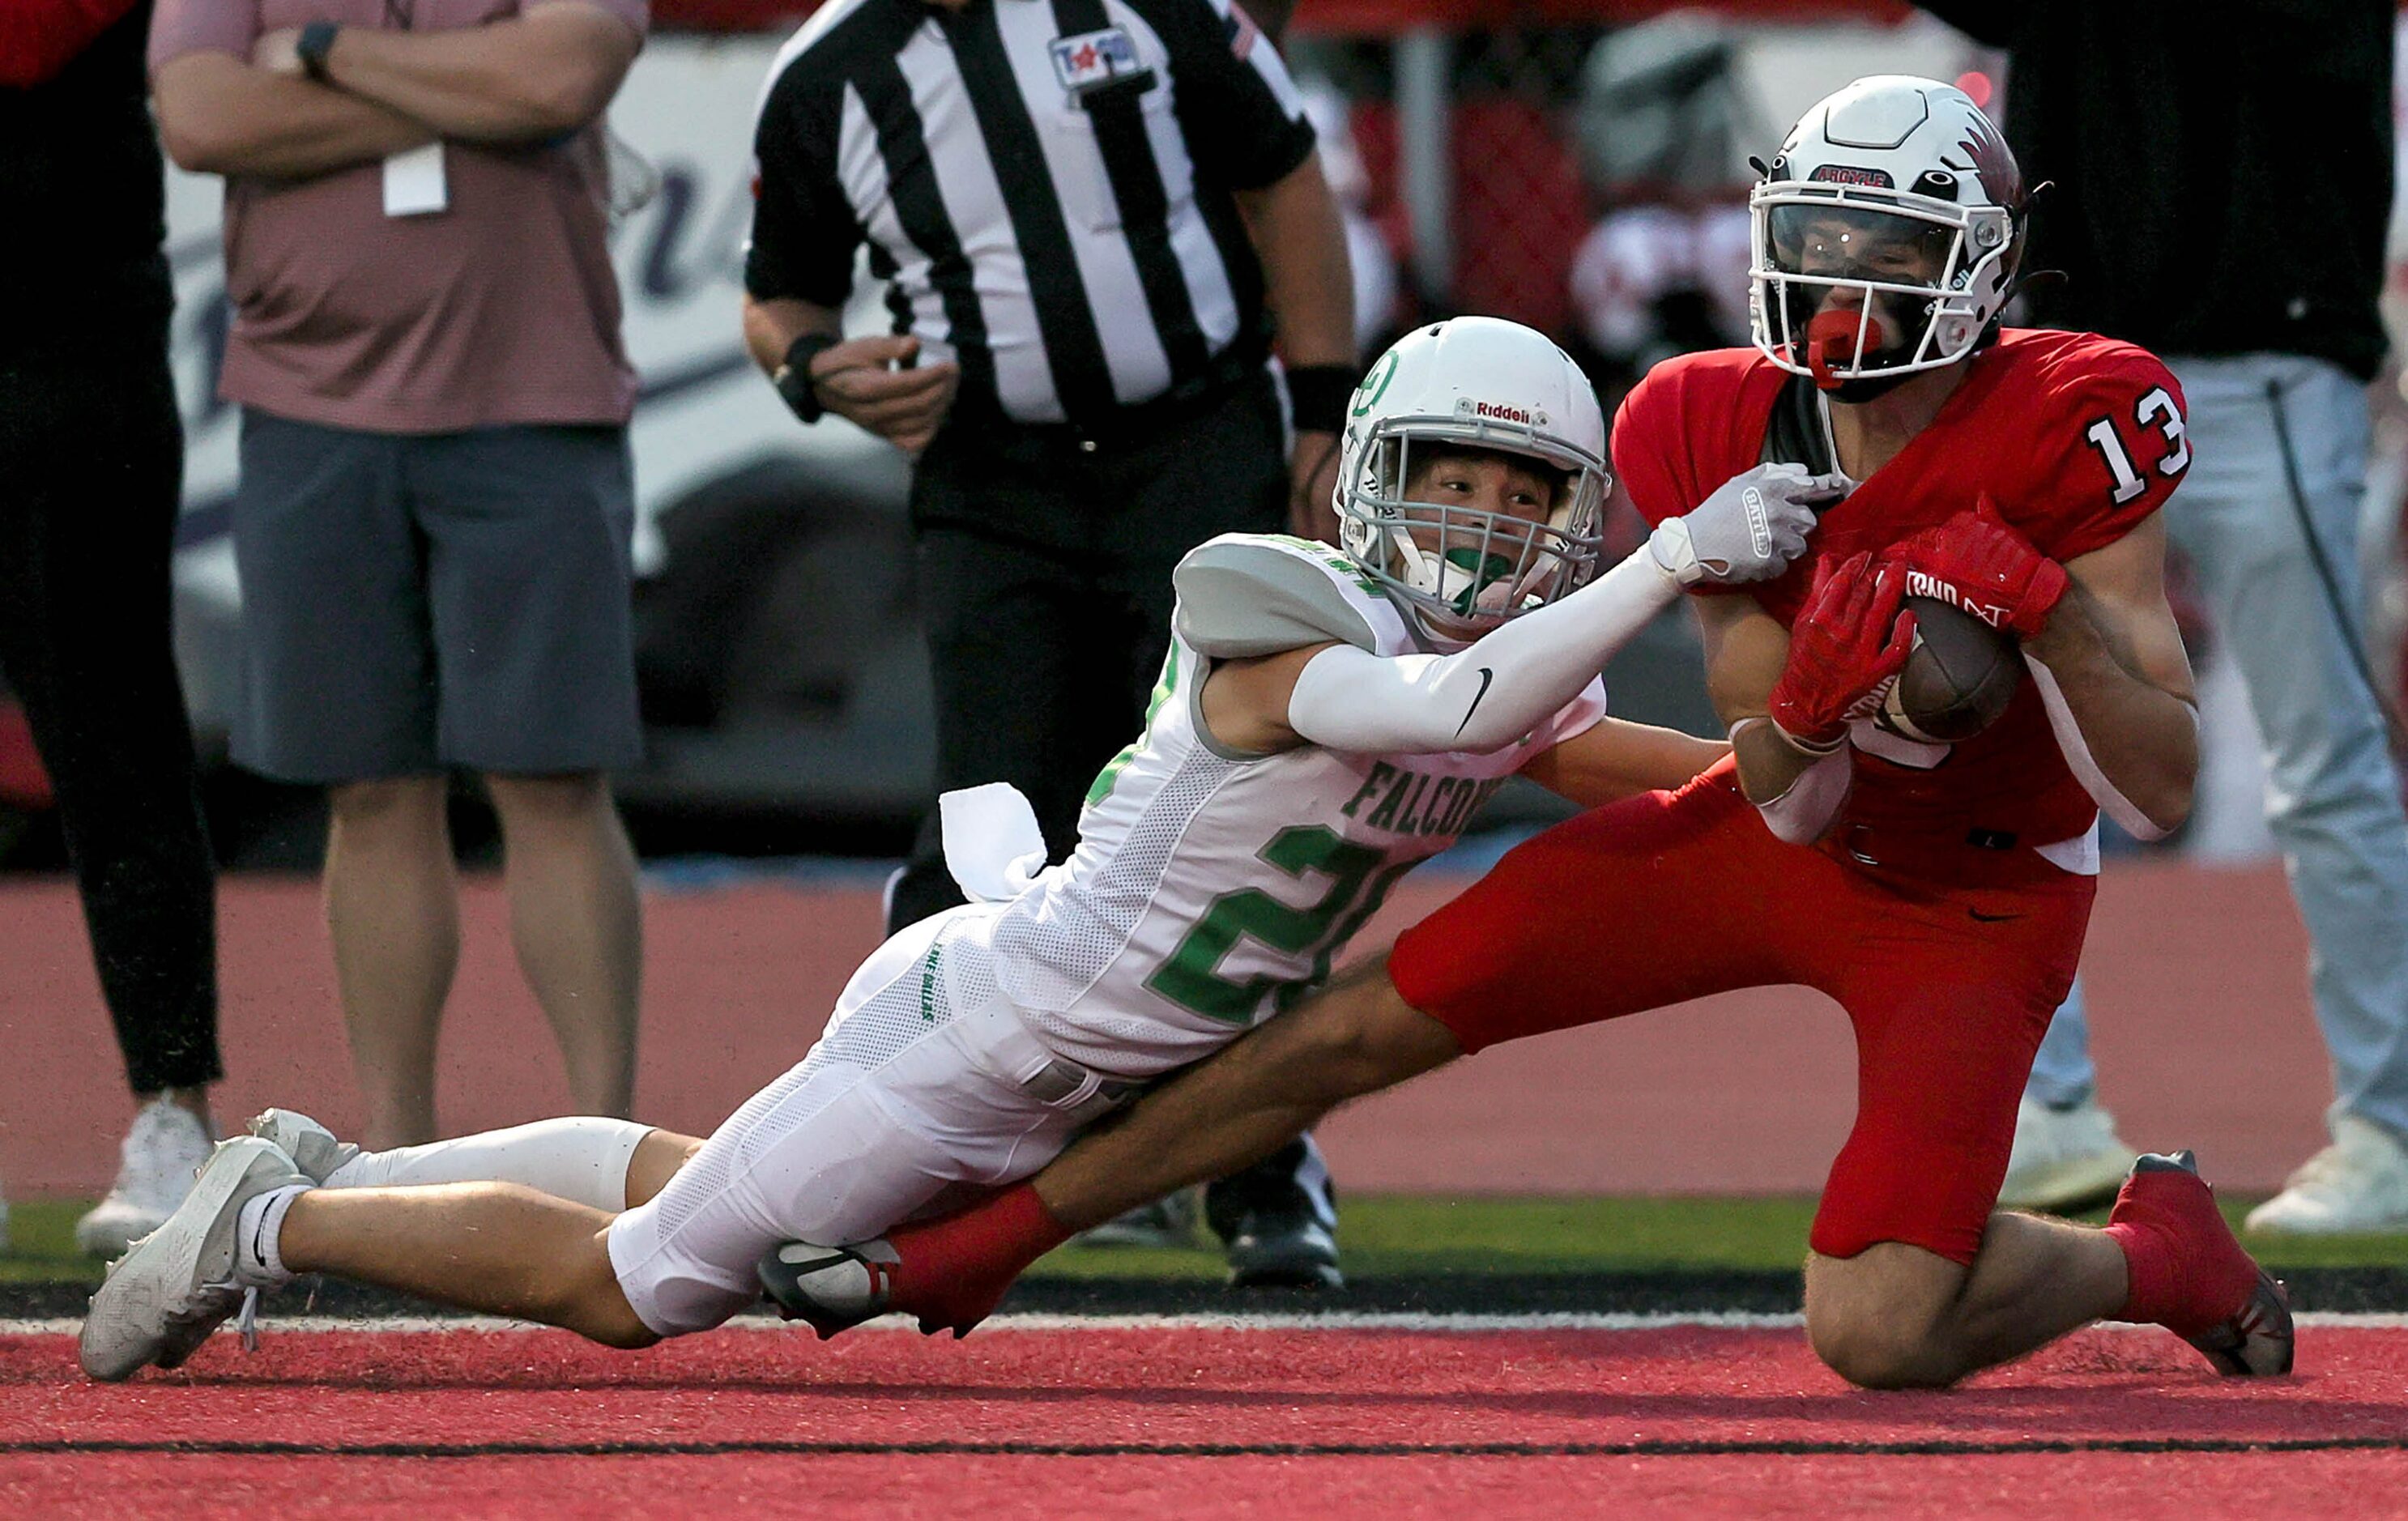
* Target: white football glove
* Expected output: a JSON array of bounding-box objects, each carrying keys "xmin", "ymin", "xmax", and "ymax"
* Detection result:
[{"xmin": 1648, "ymin": 462, "xmax": 1841, "ymax": 587}]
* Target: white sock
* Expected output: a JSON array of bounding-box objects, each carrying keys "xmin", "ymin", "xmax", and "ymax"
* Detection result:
[
  {"xmin": 321, "ymin": 1118, "xmax": 653, "ymax": 1212},
  {"xmin": 233, "ymin": 1184, "xmax": 309, "ymax": 1287}
]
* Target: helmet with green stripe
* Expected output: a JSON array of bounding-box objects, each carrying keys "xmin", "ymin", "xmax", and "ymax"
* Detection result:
[{"xmin": 1334, "ymin": 317, "xmax": 1610, "ymax": 646}]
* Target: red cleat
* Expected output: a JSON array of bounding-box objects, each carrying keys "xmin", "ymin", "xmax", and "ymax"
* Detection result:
[{"xmin": 2105, "ymin": 1150, "xmax": 2294, "ymax": 1376}]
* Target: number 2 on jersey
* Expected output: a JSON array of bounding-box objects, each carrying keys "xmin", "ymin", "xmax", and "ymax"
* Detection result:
[
  {"xmin": 2083, "ymin": 386, "xmax": 2190, "ymax": 505},
  {"xmin": 1147, "ymin": 824, "xmax": 1413, "ymax": 1024}
]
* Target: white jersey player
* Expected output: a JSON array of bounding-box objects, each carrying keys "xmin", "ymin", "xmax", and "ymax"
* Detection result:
[{"xmin": 80, "ymin": 318, "xmax": 1831, "ymax": 1375}]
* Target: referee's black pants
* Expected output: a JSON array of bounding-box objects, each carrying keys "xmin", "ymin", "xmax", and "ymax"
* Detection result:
[
  {"xmin": 0, "ymin": 328, "xmax": 222, "ymax": 1096},
  {"xmin": 891, "ymin": 373, "xmax": 1324, "ymax": 1231}
]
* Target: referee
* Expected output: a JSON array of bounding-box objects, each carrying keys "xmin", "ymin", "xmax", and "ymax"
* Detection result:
[{"xmin": 743, "ymin": 0, "xmax": 1356, "ymax": 1285}]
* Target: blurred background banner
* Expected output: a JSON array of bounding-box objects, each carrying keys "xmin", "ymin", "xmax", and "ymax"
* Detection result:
[{"xmin": 7, "ymin": 0, "xmax": 2398, "ymax": 871}]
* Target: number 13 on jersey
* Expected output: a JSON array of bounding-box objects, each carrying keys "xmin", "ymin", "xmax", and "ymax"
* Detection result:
[{"xmin": 2083, "ymin": 386, "xmax": 2190, "ymax": 505}]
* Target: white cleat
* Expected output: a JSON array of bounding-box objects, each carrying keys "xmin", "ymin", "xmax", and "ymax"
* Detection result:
[
  {"xmin": 1998, "ymin": 1097, "xmax": 2134, "ymax": 1212},
  {"xmin": 245, "ymin": 1109, "xmax": 361, "ymax": 1186},
  {"xmin": 2244, "ymin": 1113, "xmax": 2408, "ymax": 1233},
  {"xmin": 79, "ymin": 1136, "xmax": 307, "ymax": 1382},
  {"xmin": 75, "ymin": 1097, "xmax": 215, "ymax": 1259}
]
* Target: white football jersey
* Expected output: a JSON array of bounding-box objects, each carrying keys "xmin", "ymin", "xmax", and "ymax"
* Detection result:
[{"xmin": 967, "ymin": 533, "xmax": 1607, "ymax": 1076}]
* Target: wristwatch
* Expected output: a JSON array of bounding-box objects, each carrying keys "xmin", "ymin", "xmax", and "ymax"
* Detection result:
[
  {"xmin": 296, "ymin": 20, "xmax": 341, "ymax": 85},
  {"xmin": 773, "ymin": 333, "xmax": 841, "ymax": 424}
]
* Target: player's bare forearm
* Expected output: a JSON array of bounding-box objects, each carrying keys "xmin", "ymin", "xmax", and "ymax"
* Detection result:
[
  {"xmin": 154, "ymin": 52, "xmax": 432, "ymax": 177},
  {"xmin": 1031, "ymin": 960, "xmax": 1455, "ymax": 1231},
  {"xmin": 2024, "ymin": 583, "xmax": 2197, "ymax": 833},
  {"xmin": 1235, "ymin": 153, "xmax": 1355, "ymax": 370},
  {"xmin": 307, "ymin": 2, "xmax": 637, "ymax": 143},
  {"xmin": 742, "ymin": 294, "xmax": 838, "ymax": 377},
  {"xmin": 2022, "ymin": 521, "xmax": 2197, "ymax": 836},
  {"xmin": 1694, "ymin": 594, "xmax": 1827, "ymax": 803},
  {"xmin": 1525, "ymin": 719, "xmax": 1725, "ymax": 808}
]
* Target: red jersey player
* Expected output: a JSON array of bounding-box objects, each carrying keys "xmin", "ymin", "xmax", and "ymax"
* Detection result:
[{"xmin": 764, "ymin": 76, "xmax": 2291, "ymax": 1388}]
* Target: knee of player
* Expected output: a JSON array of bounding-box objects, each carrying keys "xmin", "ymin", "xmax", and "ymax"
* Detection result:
[
  {"xmin": 1805, "ymin": 1307, "xmax": 1963, "ymax": 1391},
  {"xmin": 564, "ymin": 1245, "xmax": 660, "ymax": 1348}
]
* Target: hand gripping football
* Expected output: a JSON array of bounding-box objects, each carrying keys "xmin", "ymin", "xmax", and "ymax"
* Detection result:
[{"xmin": 1879, "ymin": 595, "xmax": 2022, "ymax": 743}]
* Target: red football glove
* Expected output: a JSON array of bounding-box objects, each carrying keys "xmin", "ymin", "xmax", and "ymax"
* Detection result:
[
  {"xmin": 1767, "ymin": 551, "xmax": 1918, "ymax": 752},
  {"xmin": 1890, "ymin": 501, "xmax": 2070, "ymax": 639}
]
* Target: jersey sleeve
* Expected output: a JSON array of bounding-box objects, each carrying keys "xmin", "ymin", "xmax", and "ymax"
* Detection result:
[
  {"xmin": 1144, "ymin": 0, "xmax": 1315, "ymax": 191},
  {"xmin": 2016, "ymin": 343, "xmax": 2192, "ymax": 564},
  {"xmin": 1172, "ymin": 535, "xmax": 1392, "ymax": 658},
  {"xmin": 1609, "ymin": 363, "xmax": 1708, "ymax": 530},
  {"xmin": 744, "ymin": 53, "xmax": 863, "ymax": 308}
]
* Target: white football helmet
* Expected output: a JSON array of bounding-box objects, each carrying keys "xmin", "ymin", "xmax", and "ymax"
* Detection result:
[
  {"xmin": 1335, "ymin": 317, "xmax": 1609, "ymax": 645},
  {"xmin": 1748, "ymin": 75, "xmax": 2026, "ymax": 392}
]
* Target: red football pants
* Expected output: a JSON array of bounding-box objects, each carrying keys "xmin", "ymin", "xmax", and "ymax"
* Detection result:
[{"xmin": 1389, "ymin": 759, "xmax": 2095, "ymax": 1265}]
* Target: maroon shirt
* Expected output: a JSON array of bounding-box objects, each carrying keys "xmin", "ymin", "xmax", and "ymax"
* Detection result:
[{"xmin": 149, "ymin": 0, "xmax": 647, "ymax": 432}]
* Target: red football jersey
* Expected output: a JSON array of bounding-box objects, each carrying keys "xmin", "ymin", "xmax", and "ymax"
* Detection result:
[{"xmin": 1614, "ymin": 329, "xmax": 2190, "ymax": 871}]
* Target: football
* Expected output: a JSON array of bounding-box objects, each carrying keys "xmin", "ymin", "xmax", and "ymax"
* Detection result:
[{"xmin": 1880, "ymin": 595, "xmax": 2022, "ymax": 743}]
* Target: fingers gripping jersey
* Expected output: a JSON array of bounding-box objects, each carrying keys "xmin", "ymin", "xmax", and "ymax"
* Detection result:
[
  {"xmin": 1614, "ymin": 330, "xmax": 2189, "ymax": 872},
  {"xmin": 987, "ymin": 534, "xmax": 1606, "ymax": 1076}
]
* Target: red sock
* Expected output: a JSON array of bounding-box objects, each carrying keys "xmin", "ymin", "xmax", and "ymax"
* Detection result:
[
  {"xmin": 884, "ymin": 1182, "xmax": 1073, "ymax": 1336},
  {"xmin": 2103, "ymin": 1164, "xmax": 2260, "ymax": 1337}
]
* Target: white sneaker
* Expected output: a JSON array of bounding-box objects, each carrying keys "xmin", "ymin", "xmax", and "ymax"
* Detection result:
[
  {"xmin": 2244, "ymin": 1113, "xmax": 2408, "ymax": 1233},
  {"xmin": 79, "ymin": 1136, "xmax": 308, "ymax": 1382},
  {"xmin": 246, "ymin": 1109, "xmax": 361, "ymax": 1185},
  {"xmin": 1998, "ymin": 1097, "xmax": 2135, "ymax": 1212},
  {"xmin": 75, "ymin": 1097, "xmax": 216, "ymax": 1258}
]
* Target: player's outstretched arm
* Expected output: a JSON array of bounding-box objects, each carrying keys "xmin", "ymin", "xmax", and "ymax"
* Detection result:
[
  {"xmin": 1519, "ymin": 718, "xmax": 1728, "ymax": 807},
  {"xmin": 1200, "ymin": 470, "xmax": 1819, "ymax": 757}
]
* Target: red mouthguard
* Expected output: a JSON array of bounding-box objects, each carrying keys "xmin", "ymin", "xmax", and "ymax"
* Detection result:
[{"xmin": 1805, "ymin": 308, "xmax": 1885, "ymax": 390}]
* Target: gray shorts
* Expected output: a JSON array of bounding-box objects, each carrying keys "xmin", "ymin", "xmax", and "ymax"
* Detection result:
[{"xmin": 231, "ymin": 410, "xmax": 642, "ymax": 782}]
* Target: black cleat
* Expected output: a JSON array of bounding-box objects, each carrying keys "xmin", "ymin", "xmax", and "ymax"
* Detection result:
[
  {"xmin": 1222, "ymin": 1209, "xmax": 1343, "ymax": 1290},
  {"xmin": 756, "ymin": 1238, "xmax": 899, "ymax": 1340}
]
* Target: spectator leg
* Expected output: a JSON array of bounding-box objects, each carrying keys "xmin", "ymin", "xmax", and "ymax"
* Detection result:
[
  {"xmin": 486, "ymin": 771, "xmax": 641, "ymax": 1120},
  {"xmin": 0, "ymin": 339, "xmax": 220, "ymax": 1112},
  {"xmin": 326, "ymin": 774, "xmax": 458, "ymax": 1148},
  {"xmin": 2167, "ymin": 354, "xmax": 2408, "ymax": 1144}
]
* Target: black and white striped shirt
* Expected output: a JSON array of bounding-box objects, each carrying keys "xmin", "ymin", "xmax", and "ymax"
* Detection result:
[{"xmin": 745, "ymin": 0, "xmax": 1315, "ymax": 427}]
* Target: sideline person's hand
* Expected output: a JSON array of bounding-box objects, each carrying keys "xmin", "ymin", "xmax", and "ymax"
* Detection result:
[
  {"xmin": 1289, "ymin": 429, "xmax": 1340, "ymax": 543},
  {"xmin": 812, "ymin": 334, "xmax": 959, "ymax": 456},
  {"xmin": 253, "ymin": 28, "xmax": 303, "ymax": 75}
]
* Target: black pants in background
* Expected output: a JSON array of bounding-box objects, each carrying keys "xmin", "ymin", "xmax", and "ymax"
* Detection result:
[{"xmin": 0, "ymin": 330, "xmax": 221, "ymax": 1094}]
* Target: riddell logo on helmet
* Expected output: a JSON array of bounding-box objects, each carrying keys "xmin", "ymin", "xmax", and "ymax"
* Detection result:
[
  {"xmin": 1810, "ymin": 164, "xmax": 1895, "ymax": 189},
  {"xmin": 1472, "ymin": 400, "xmax": 1532, "ymax": 424}
]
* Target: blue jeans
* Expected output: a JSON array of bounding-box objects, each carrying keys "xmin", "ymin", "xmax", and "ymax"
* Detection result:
[{"xmin": 2027, "ymin": 354, "xmax": 2408, "ymax": 1143}]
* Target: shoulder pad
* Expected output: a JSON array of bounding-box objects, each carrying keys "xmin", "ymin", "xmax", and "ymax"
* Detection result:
[{"xmin": 1173, "ymin": 535, "xmax": 1405, "ymax": 658}]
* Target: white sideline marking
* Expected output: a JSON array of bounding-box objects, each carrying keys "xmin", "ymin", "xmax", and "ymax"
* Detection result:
[{"xmin": 8, "ymin": 1310, "xmax": 2408, "ymax": 1338}]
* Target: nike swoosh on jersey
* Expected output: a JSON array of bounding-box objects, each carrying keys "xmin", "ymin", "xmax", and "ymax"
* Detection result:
[
  {"xmin": 1967, "ymin": 909, "xmax": 2023, "ymax": 922},
  {"xmin": 1455, "ymin": 667, "xmax": 1496, "ymax": 739}
]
